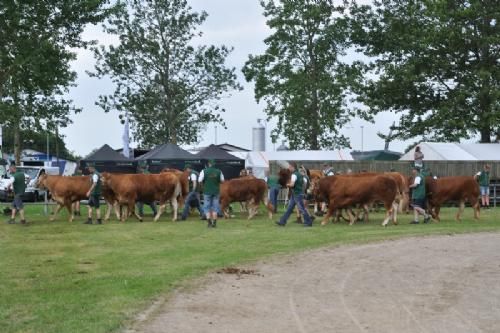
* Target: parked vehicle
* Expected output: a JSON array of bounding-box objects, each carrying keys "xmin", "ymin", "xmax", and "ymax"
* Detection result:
[{"xmin": 0, "ymin": 166, "xmax": 60, "ymax": 202}]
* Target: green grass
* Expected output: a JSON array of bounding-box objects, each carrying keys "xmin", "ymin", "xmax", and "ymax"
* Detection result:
[{"xmin": 0, "ymin": 203, "xmax": 499, "ymax": 333}]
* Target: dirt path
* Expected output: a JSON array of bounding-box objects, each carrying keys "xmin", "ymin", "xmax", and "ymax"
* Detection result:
[{"xmin": 127, "ymin": 233, "xmax": 500, "ymax": 333}]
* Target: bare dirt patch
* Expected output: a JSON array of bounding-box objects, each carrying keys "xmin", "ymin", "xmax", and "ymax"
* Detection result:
[{"xmin": 127, "ymin": 233, "xmax": 500, "ymax": 333}]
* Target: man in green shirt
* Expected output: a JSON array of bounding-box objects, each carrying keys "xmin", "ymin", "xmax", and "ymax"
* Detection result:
[
  {"xmin": 85, "ymin": 165, "xmax": 102, "ymax": 225},
  {"xmin": 408, "ymin": 167, "xmax": 431, "ymax": 224},
  {"xmin": 475, "ymin": 164, "xmax": 491, "ymax": 209},
  {"xmin": 198, "ymin": 159, "xmax": 224, "ymax": 228},
  {"xmin": 7, "ymin": 165, "xmax": 26, "ymax": 224},
  {"xmin": 276, "ymin": 162, "xmax": 313, "ymax": 227}
]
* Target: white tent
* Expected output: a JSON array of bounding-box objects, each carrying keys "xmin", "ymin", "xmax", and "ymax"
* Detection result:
[
  {"xmin": 400, "ymin": 142, "xmax": 500, "ymax": 161},
  {"xmin": 266, "ymin": 150, "xmax": 353, "ymax": 161}
]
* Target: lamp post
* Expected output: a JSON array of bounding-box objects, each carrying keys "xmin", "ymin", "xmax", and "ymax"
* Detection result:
[{"xmin": 361, "ymin": 125, "xmax": 364, "ymax": 153}]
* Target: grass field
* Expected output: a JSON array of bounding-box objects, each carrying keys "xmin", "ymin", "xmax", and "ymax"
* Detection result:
[{"xmin": 0, "ymin": 203, "xmax": 498, "ymax": 333}]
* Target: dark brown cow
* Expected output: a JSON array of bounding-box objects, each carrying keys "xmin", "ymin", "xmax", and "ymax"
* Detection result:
[
  {"xmin": 36, "ymin": 174, "xmax": 91, "ymax": 222},
  {"xmin": 426, "ymin": 176, "xmax": 480, "ymax": 221},
  {"xmin": 101, "ymin": 172, "xmax": 182, "ymax": 222},
  {"xmin": 315, "ymin": 175, "xmax": 399, "ymax": 226},
  {"xmin": 220, "ymin": 177, "xmax": 273, "ymax": 220}
]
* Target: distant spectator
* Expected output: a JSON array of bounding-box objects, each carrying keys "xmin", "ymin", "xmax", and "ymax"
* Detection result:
[
  {"xmin": 414, "ymin": 146, "xmax": 424, "ymax": 169},
  {"xmin": 322, "ymin": 164, "xmax": 335, "ymax": 176},
  {"xmin": 408, "ymin": 167, "xmax": 431, "ymax": 224},
  {"xmin": 475, "ymin": 164, "xmax": 491, "ymax": 209}
]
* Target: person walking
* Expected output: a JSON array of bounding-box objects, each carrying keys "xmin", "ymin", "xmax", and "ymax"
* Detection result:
[
  {"xmin": 136, "ymin": 165, "xmax": 157, "ymax": 218},
  {"xmin": 408, "ymin": 167, "xmax": 431, "ymax": 224},
  {"xmin": 276, "ymin": 162, "xmax": 313, "ymax": 227},
  {"xmin": 85, "ymin": 165, "xmax": 102, "ymax": 225},
  {"xmin": 322, "ymin": 164, "xmax": 335, "ymax": 176},
  {"xmin": 414, "ymin": 146, "xmax": 424, "ymax": 169},
  {"xmin": 198, "ymin": 159, "xmax": 224, "ymax": 228},
  {"xmin": 265, "ymin": 169, "xmax": 280, "ymax": 214},
  {"xmin": 475, "ymin": 164, "xmax": 491, "ymax": 209},
  {"xmin": 180, "ymin": 164, "xmax": 204, "ymax": 220},
  {"xmin": 6, "ymin": 165, "xmax": 27, "ymax": 224}
]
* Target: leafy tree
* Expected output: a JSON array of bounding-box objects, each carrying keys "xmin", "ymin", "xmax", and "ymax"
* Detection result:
[
  {"xmin": 91, "ymin": 0, "xmax": 242, "ymax": 147},
  {"xmin": 350, "ymin": 0, "xmax": 500, "ymax": 143},
  {"xmin": 0, "ymin": 0, "xmax": 117, "ymax": 164},
  {"xmin": 243, "ymin": 0, "xmax": 363, "ymax": 150}
]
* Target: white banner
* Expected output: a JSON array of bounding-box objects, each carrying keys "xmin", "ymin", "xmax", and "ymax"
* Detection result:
[{"xmin": 122, "ymin": 114, "xmax": 130, "ymax": 158}]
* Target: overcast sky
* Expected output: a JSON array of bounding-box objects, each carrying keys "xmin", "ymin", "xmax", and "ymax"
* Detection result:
[{"xmin": 61, "ymin": 0, "xmax": 416, "ymax": 157}]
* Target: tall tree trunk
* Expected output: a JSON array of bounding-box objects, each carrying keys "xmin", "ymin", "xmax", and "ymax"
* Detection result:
[
  {"xmin": 480, "ymin": 126, "xmax": 491, "ymax": 143},
  {"xmin": 14, "ymin": 123, "xmax": 21, "ymax": 165}
]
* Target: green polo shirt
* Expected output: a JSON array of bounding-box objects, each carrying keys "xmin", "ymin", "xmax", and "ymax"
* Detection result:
[
  {"xmin": 478, "ymin": 171, "xmax": 489, "ymax": 187},
  {"xmin": 12, "ymin": 171, "xmax": 26, "ymax": 195},
  {"xmin": 292, "ymin": 170, "xmax": 303, "ymax": 196},
  {"xmin": 202, "ymin": 167, "xmax": 222, "ymax": 195},
  {"xmin": 412, "ymin": 173, "xmax": 426, "ymax": 200},
  {"xmin": 266, "ymin": 175, "xmax": 280, "ymax": 189}
]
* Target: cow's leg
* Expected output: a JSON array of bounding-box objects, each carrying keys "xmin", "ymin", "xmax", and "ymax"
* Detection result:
[
  {"xmin": 433, "ymin": 205, "xmax": 441, "ymax": 222},
  {"xmin": 347, "ymin": 208, "xmax": 355, "ymax": 225},
  {"xmin": 473, "ymin": 198, "xmax": 480, "ymax": 220},
  {"xmin": 381, "ymin": 207, "xmax": 392, "ymax": 226},
  {"xmin": 247, "ymin": 199, "xmax": 258, "ymax": 220},
  {"xmin": 170, "ymin": 197, "xmax": 178, "ymax": 222},
  {"xmin": 65, "ymin": 201, "xmax": 74, "ymax": 222},
  {"xmin": 456, "ymin": 200, "xmax": 465, "ymax": 221},
  {"xmin": 104, "ymin": 202, "xmax": 113, "ymax": 221},
  {"xmin": 321, "ymin": 200, "xmax": 335, "ymax": 225},
  {"xmin": 50, "ymin": 203, "xmax": 64, "ymax": 221},
  {"xmin": 392, "ymin": 201, "xmax": 399, "ymax": 225},
  {"xmin": 154, "ymin": 203, "xmax": 166, "ymax": 222}
]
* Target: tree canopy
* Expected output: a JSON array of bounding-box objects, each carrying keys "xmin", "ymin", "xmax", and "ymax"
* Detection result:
[
  {"xmin": 243, "ymin": 0, "xmax": 363, "ymax": 150},
  {"xmin": 91, "ymin": 0, "xmax": 242, "ymax": 148},
  {"xmin": 350, "ymin": 0, "xmax": 500, "ymax": 143},
  {"xmin": 0, "ymin": 0, "xmax": 117, "ymax": 163}
]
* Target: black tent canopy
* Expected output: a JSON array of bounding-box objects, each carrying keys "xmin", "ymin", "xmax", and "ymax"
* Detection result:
[
  {"xmin": 196, "ymin": 144, "xmax": 244, "ymax": 179},
  {"xmin": 136, "ymin": 143, "xmax": 201, "ymax": 173},
  {"xmin": 80, "ymin": 144, "xmax": 136, "ymax": 173}
]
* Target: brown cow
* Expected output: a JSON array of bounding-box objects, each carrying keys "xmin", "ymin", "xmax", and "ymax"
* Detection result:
[
  {"xmin": 220, "ymin": 177, "xmax": 273, "ymax": 220},
  {"xmin": 36, "ymin": 174, "xmax": 91, "ymax": 222},
  {"xmin": 161, "ymin": 168, "xmax": 190, "ymax": 207},
  {"xmin": 315, "ymin": 175, "xmax": 399, "ymax": 226},
  {"xmin": 101, "ymin": 172, "xmax": 182, "ymax": 222},
  {"xmin": 425, "ymin": 176, "xmax": 480, "ymax": 221}
]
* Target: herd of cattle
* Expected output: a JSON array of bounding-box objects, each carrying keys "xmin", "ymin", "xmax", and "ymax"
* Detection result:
[{"xmin": 35, "ymin": 167, "xmax": 481, "ymax": 226}]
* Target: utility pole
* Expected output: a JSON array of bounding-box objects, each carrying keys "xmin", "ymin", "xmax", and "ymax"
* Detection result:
[{"xmin": 361, "ymin": 125, "xmax": 364, "ymax": 153}]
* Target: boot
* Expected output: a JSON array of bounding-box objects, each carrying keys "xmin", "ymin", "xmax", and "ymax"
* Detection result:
[
  {"xmin": 212, "ymin": 220, "xmax": 217, "ymax": 228},
  {"xmin": 84, "ymin": 218, "xmax": 93, "ymax": 224},
  {"xmin": 207, "ymin": 219, "xmax": 213, "ymax": 228},
  {"xmin": 96, "ymin": 219, "xmax": 102, "ymax": 225}
]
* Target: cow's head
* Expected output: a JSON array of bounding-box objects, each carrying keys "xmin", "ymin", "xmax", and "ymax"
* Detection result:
[
  {"xmin": 36, "ymin": 173, "xmax": 48, "ymax": 189},
  {"xmin": 278, "ymin": 168, "xmax": 291, "ymax": 187}
]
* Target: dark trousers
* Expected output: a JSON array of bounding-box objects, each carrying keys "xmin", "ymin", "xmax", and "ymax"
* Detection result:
[
  {"xmin": 181, "ymin": 191, "xmax": 204, "ymax": 219},
  {"xmin": 269, "ymin": 187, "xmax": 280, "ymax": 213},
  {"xmin": 137, "ymin": 201, "xmax": 157, "ymax": 216},
  {"xmin": 279, "ymin": 193, "xmax": 312, "ymax": 225}
]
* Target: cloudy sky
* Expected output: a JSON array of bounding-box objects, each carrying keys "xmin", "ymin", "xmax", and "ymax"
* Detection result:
[{"xmin": 61, "ymin": 0, "xmax": 413, "ymax": 157}]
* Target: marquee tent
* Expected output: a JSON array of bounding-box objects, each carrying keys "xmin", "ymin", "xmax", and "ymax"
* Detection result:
[
  {"xmin": 136, "ymin": 143, "xmax": 201, "ymax": 172},
  {"xmin": 400, "ymin": 142, "xmax": 500, "ymax": 161},
  {"xmin": 81, "ymin": 144, "xmax": 136, "ymax": 173},
  {"xmin": 196, "ymin": 144, "xmax": 244, "ymax": 179}
]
